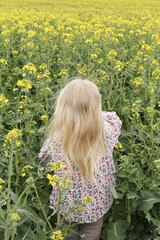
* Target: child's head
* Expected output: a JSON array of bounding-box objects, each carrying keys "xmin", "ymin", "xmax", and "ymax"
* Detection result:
[
  {"xmin": 55, "ymin": 78, "xmax": 102, "ymax": 118},
  {"xmin": 46, "ymin": 78, "xmax": 105, "ymax": 182}
]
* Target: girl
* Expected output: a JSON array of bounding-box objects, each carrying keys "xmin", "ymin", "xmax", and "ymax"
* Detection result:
[{"xmin": 39, "ymin": 78, "xmax": 122, "ymax": 240}]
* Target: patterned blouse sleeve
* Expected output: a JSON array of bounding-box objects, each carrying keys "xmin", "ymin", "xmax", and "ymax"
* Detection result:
[
  {"xmin": 102, "ymin": 111, "xmax": 122, "ymax": 149},
  {"xmin": 39, "ymin": 137, "xmax": 52, "ymax": 164}
]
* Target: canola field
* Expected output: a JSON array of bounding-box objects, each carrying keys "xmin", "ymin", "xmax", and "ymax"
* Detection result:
[{"xmin": 0, "ymin": 0, "xmax": 160, "ymax": 239}]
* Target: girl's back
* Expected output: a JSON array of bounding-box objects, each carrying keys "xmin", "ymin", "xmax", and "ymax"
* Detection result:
[
  {"xmin": 39, "ymin": 111, "xmax": 121, "ymax": 223},
  {"xmin": 39, "ymin": 79, "xmax": 122, "ymax": 239}
]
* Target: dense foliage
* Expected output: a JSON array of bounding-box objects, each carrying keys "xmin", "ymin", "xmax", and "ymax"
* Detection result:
[{"xmin": 0, "ymin": 0, "xmax": 160, "ymax": 239}]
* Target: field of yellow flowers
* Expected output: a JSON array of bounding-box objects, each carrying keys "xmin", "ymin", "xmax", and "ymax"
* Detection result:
[{"xmin": 0, "ymin": 0, "xmax": 160, "ymax": 239}]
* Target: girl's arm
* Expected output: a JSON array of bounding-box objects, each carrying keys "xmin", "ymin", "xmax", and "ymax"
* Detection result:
[
  {"xmin": 39, "ymin": 137, "xmax": 52, "ymax": 164},
  {"xmin": 102, "ymin": 111, "xmax": 122, "ymax": 149}
]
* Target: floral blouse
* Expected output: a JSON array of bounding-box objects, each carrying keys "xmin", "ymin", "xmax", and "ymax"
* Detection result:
[{"xmin": 39, "ymin": 111, "xmax": 122, "ymax": 223}]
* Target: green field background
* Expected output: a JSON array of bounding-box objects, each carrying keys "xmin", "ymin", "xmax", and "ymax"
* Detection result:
[{"xmin": 0, "ymin": 0, "xmax": 160, "ymax": 239}]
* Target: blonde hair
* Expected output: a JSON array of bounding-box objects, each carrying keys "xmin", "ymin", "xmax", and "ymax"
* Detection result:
[{"xmin": 46, "ymin": 78, "xmax": 105, "ymax": 182}]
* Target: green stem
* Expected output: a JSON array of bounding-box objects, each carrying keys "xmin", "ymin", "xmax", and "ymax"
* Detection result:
[
  {"xmin": 126, "ymin": 181, "xmax": 131, "ymax": 224},
  {"xmin": 15, "ymin": 147, "xmax": 19, "ymax": 195},
  {"xmin": 23, "ymin": 192, "xmax": 28, "ymax": 206},
  {"xmin": 0, "ymin": 70, "xmax": 2, "ymax": 92},
  {"xmin": 0, "ymin": 205, "xmax": 4, "ymax": 219},
  {"xmin": 11, "ymin": 184, "xmax": 31, "ymax": 212},
  {"xmin": 45, "ymin": 94, "xmax": 49, "ymax": 113},
  {"xmin": 11, "ymin": 232, "xmax": 15, "ymax": 240},
  {"xmin": 7, "ymin": 143, "xmax": 14, "ymax": 213},
  {"xmin": 130, "ymin": 125, "xmax": 133, "ymax": 154},
  {"xmin": 56, "ymin": 184, "xmax": 61, "ymax": 227},
  {"xmin": 128, "ymin": 115, "xmax": 153, "ymax": 166},
  {"xmin": 15, "ymin": 92, "xmax": 22, "ymax": 129},
  {"xmin": 62, "ymin": 204, "xmax": 85, "ymax": 238},
  {"xmin": 12, "ymin": 172, "xmax": 47, "ymax": 211},
  {"xmin": 34, "ymin": 184, "xmax": 54, "ymax": 232},
  {"xmin": 150, "ymin": 87, "xmax": 155, "ymax": 136},
  {"xmin": 4, "ymin": 231, "xmax": 9, "ymax": 240},
  {"xmin": 152, "ymin": 207, "xmax": 159, "ymax": 221}
]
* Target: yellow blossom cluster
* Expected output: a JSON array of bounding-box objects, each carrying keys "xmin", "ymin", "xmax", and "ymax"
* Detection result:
[
  {"xmin": 0, "ymin": 94, "xmax": 8, "ymax": 109},
  {"xmin": 133, "ymin": 77, "xmax": 144, "ymax": 87},
  {"xmin": 51, "ymin": 230, "xmax": 63, "ymax": 240},
  {"xmin": 0, "ymin": 178, "xmax": 5, "ymax": 190},
  {"xmin": 22, "ymin": 63, "xmax": 36, "ymax": 74},
  {"xmin": 21, "ymin": 165, "xmax": 34, "ymax": 177},
  {"xmin": 41, "ymin": 115, "xmax": 48, "ymax": 121},
  {"xmin": 0, "ymin": 58, "xmax": 7, "ymax": 66},
  {"xmin": 115, "ymin": 141, "xmax": 122, "ymax": 151},
  {"xmin": 9, "ymin": 213, "xmax": 21, "ymax": 226},
  {"xmin": 5, "ymin": 129, "xmax": 22, "ymax": 145},
  {"xmin": 47, "ymin": 162, "xmax": 73, "ymax": 188},
  {"xmin": 16, "ymin": 79, "xmax": 32, "ymax": 92},
  {"xmin": 132, "ymin": 100, "xmax": 143, "ymax": 118},
  {"xmin": 84, "ymin": 195, "xmax": 94, "ymax": 205},
  {"xmin": 12, "ymin": 50, "xmax": 18, "ymax": 56},
  {"xmin": 108, "ymin": 50, "xmax": 117, "ymax": 59}
]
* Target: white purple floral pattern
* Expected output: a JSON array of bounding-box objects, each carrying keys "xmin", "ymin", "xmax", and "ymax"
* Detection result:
[{"xmin": 39, "ymin": 111, "xmax": 122, "ymax": 223}]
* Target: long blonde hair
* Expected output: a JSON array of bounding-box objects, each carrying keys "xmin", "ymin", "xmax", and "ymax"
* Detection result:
[{"xmin": 46, "ymin": 78, "xmax": 105, "ymax": 182}]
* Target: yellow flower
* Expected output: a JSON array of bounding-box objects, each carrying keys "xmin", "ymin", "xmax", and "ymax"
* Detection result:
[
  {"xmin": 115, "ymin": 141, "xmax": 122, "ymax": 151},
  {"xmin": 47, "ymin": 174, "xmax": 56, "ymax": 187},
  {"xmin": 9, "ymin": 213, "xmax": 21, "ymax": 226},
  {"xmin": 84, "ymin": 195, "xmax": 94, "ymax": 205},
  {"xmin": 47, "ymin": 162, "xmax": 58, "ymax": 171},
  {"xmin": 28, "ymin": 30, "xmax": 36, "ymax": 38},
  {"xmin": 17, "ymin": 79, "xmax": 32, "ymax": 92},
  {"xmin": 51, "ymin": 230, "xmax": 63, "ymax": 240},
  {"xmin": 16, "ymin": 140, "xmax": 21, "ymax": 147},
  {"xmin": 40, "ymin": 63, "xmax": 48, "ymax": 71},
  {"xmin": 6, "ymin": 129, "xmax": 22, "ymax": 143},
  {"xmin": 24, "ymin": 165, "xmax": 34, "ymax": 170},
  {"xmin": 41, "ymin": 115, "xmax": 48, "ymax": 121},
  {"xmin": 0, "ymin": 178, "xmax": 5, "ymax": 184},
  {"xmin": 85, "ymin": 39, "xmax": 93, "ymax": 44},
  {"xmin": 0, "ymin": 94, "xmax": 8, "ymax": 109},
  {"xmin": 21, "ymin": 165, "xmax": 34, "ymax": 177},
  {"xmin": 58, "ymin": 69, "xmax": 68, "ymax": 76},
  {"xmin": 0, "ymin": 59, "xmax": 7, "ymax": 66},
  {"xmin": 90, "ymin": 54, "xmax": 97, "ymax": 59},
  {"xmin": 12, "ymin": 50, "xmax": 18, "ymax": 56},
  {"xmin": 133, "ymin": 77, "xmax": 144, "ymax": 86},
  {"xmin": 108, "ymin": 49, "xmax": 117, "ymax": 59},
  {"xmin": 22, "ymin": 63, "xmax": 36, "ymax": 73},
  {"xmin": 64, "ymin": 38, "xmax": 72, "ymax": 45}
]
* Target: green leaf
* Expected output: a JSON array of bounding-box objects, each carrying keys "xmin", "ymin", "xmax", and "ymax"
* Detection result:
[
  {"xmin": 33, "ymin": 231, "xmax": 47, "ymax": 240},
  {"xmin": 107, "ymin": 219, "xmax": 129, "ymax": 240},
  {"xmin": 150, "ymin": 217, "xmax": 160, "ymax": 228},
  {"xmin": 10, "ymin": 191, "xmax": 18, "ymax": 204},
  {"xmin": 0, "ymin": 217, "xmax": 8, "ymax": 229},
  {"xmin": 15, "ymin": 224, "xmax": 36, "ymax": 240},
  {"xmin": 0, "ymin": 199, "xmax": 6, "ymax": 206},
  {"xmin": 152, "ymin": 136, "xmax": 160, "ymax": 142},
  {"xmin": 126, "ymin": 191, "xmax": 138, "ymax": 199},
  {"xmin": 145, "ymin": 212, "xmax": 152, "ymax": 223},
  {"xmin": 110, "ymin": 186, "xmax": 118, "ymax": 199},
  {"xmin": 16, "ymin": 216, "xmax": 28, "ymax": 227},
  {"xmin": 16, "ymin": 206, "xmax": 45, "ymax": 226},
  {"xmin": 135, "ymin": 191, "xmax": 160, "ymax": 212}
]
